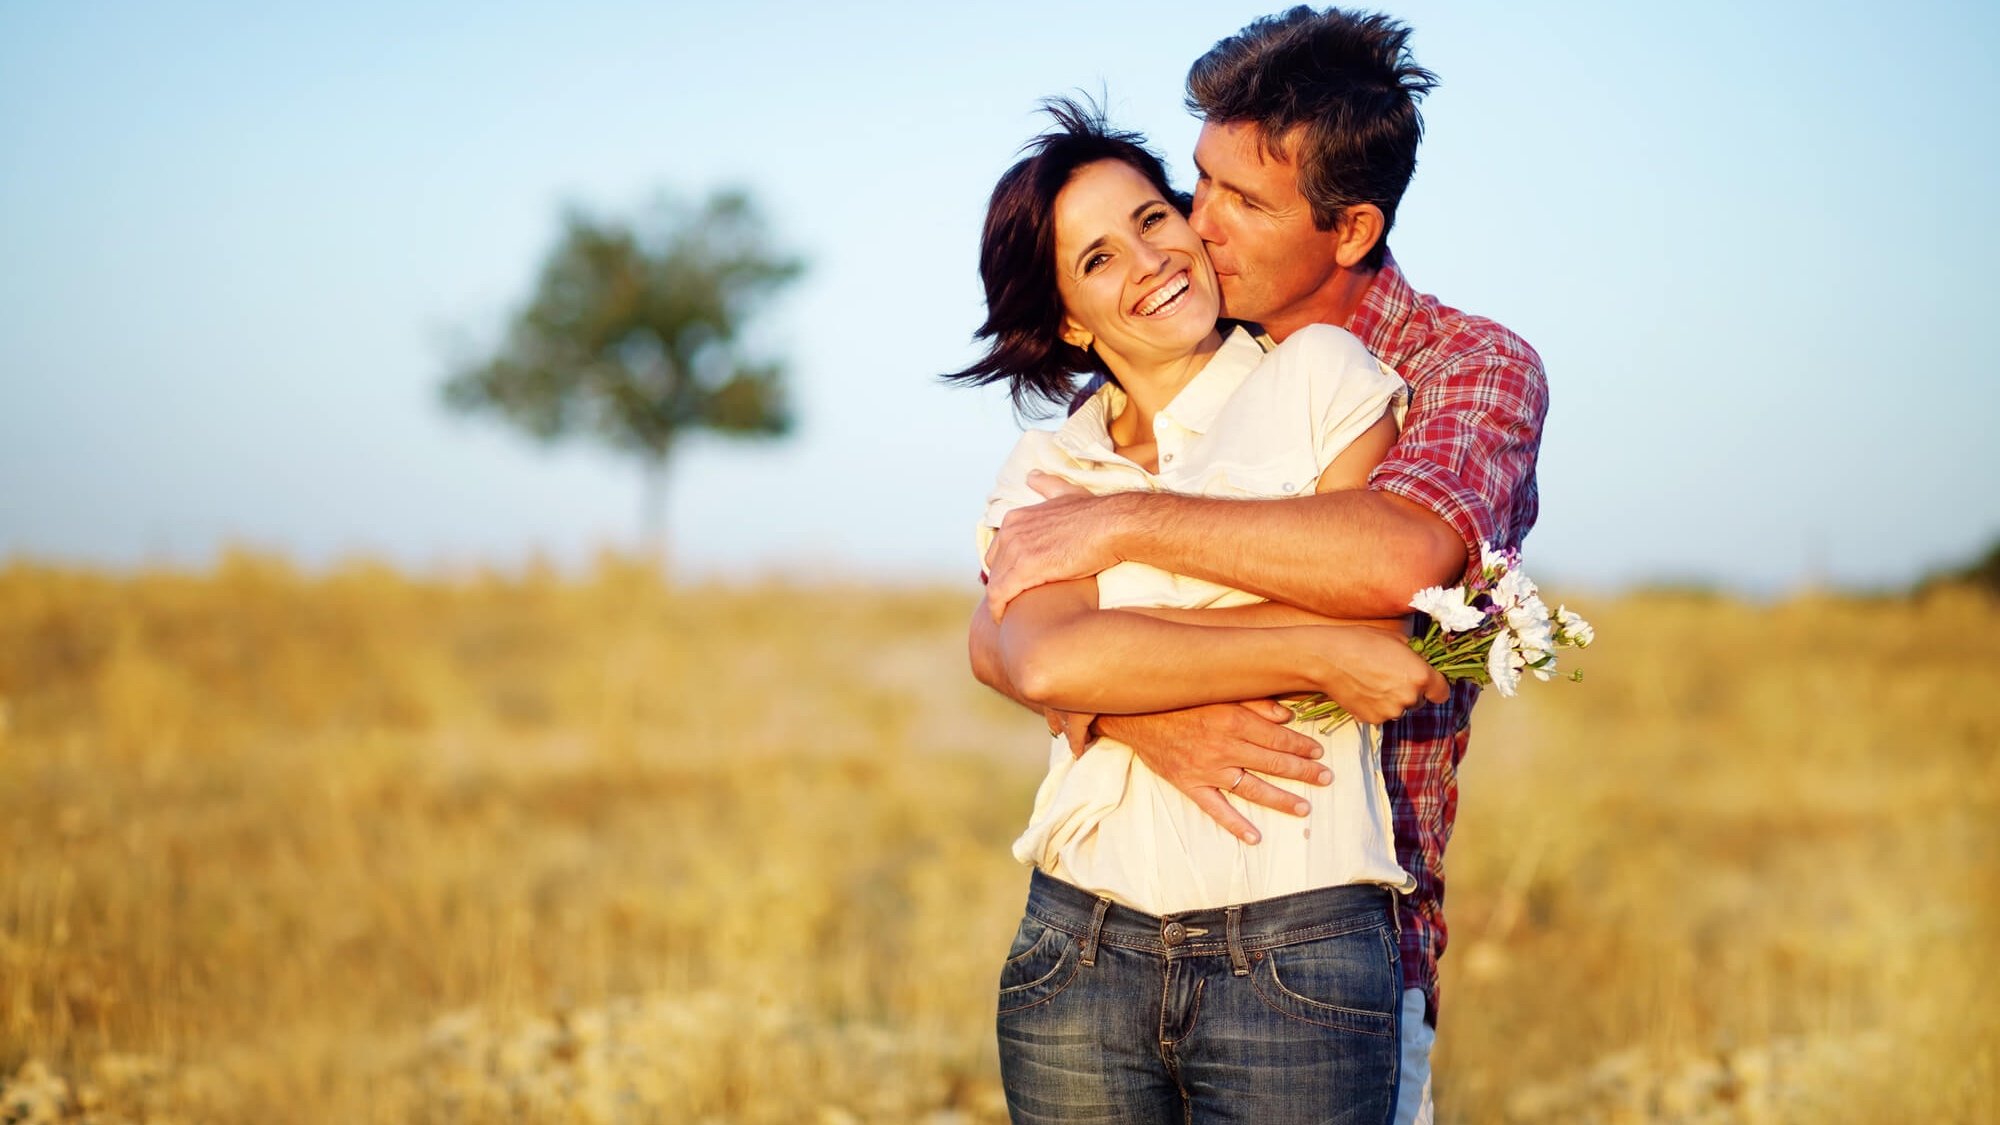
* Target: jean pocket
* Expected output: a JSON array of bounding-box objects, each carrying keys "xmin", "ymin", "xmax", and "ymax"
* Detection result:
[
  {"xmin": 1250, "ymin": 921, "xmax": 1400, "ymax": 1036},
  {"xmin": 997, "ymin": 916, "xmax": 1082, "ymax": 1015}
]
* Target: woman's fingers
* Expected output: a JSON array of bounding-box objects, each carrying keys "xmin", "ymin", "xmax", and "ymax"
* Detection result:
[{"xmin": 1425, "ymin": 668, "xmax": 1450, "ymax": 704}]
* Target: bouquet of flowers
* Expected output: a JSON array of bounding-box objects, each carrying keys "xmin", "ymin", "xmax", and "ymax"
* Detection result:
[{"xmin": 1288, "ymin": 544, "xmax": 1594, "ymax": 731}]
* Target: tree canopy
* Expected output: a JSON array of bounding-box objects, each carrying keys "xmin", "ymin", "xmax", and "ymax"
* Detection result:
[{"xmin": 444, "ymin": 190, "xmax": 803, "ymax": 545}]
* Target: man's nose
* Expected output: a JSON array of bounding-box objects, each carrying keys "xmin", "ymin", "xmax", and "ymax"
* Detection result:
[{"xmin": 1189, "ymin": 189, "xmax": 1221, "ymax": 244}]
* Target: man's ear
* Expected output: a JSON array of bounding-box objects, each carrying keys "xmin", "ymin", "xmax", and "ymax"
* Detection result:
[
  {"xmin": 1059, "ymin": 316, "xmax": 1094, "ymax": 352},
  {"xmin": 1333, "ymin": 203, "xmax": 1386, "ymax": 270}
]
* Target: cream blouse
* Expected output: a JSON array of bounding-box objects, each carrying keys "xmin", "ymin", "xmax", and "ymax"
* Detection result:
[{"xmin": 977, "ymin": 324, "xmax": 1417, "ymax": 915}]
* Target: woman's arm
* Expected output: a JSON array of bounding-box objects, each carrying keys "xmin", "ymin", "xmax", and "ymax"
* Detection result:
[
  {"xmin": 1119, "ymin": 602, "xmax": 1406, "ymax": 632},
  {"xmin": 990, "ymin": 577, "xmax": 1441, "ymax": 722}
]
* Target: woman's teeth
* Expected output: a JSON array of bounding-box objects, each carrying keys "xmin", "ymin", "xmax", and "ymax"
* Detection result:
[{"xmin": 1136, "ymin": 272, "xmax": 1190, "ymax": 316}]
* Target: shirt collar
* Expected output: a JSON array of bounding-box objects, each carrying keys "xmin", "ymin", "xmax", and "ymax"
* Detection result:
[
  {"xmin": 1343, "ymin": 249, "xmax": 1417, "ymax": 364},
  {"xmin": 1053, "ymin": 326, "xmax": 1264, "ymax": 459}
]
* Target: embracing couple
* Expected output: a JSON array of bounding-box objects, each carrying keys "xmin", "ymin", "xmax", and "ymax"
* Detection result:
[{"xmin": 945, "ymin": 6, "xmax": 1546, "ymax": 1124}]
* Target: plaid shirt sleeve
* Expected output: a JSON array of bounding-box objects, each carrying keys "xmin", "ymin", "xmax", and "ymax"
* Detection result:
[{"xmin": 1367, "ymin": 331, "xmax": 1548, "ymax": 560}]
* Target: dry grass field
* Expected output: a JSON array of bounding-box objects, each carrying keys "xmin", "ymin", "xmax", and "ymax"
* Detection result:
[{"xmin": 1, "ymin": 552, "xmax": 1995, "ymax": 1123}]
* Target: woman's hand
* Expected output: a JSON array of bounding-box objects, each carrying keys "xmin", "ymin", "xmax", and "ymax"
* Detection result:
[{"xmin": 1304, "ymin": 626, "xmax": 1450, "ymax": 724}]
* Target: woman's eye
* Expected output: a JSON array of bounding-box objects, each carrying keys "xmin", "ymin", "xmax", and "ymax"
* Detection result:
[
  {"xmin": 1084, "ymin": 252, "xmax": 1110, "ymax": 273},
  {"xmin": 1141, "ymin": 209, "xmax": 1166, "ymax": 230}
]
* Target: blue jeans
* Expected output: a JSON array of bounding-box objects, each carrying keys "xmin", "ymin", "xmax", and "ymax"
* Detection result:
[{"xmin": 997, "ymin": 868, "xmax": 1403, "ymax": 1125}]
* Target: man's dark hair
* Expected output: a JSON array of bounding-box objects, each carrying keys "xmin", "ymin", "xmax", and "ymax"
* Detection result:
[
  {"xmin": 942, "ymin": 97, "xmax": 1183, "ymax": 416},
  {"xmin": 1187, "ymin": 6, "xmax": 1437, "ymax": 272}
]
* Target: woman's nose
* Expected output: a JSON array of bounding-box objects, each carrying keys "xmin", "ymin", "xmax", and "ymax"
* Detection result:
[{"xmin": 1131, "ymin": 241, "xmax": 1168, "ymax": 278}]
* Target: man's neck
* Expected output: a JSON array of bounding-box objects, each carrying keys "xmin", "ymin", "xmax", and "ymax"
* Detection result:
[{"xmin": 1259, "ymin": 266, "xmax": 1377, "ymax": 344}]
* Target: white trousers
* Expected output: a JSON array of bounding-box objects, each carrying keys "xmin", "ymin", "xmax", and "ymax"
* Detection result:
[{"xmin": 1394, "ymin": 988, "xmax": 1436, "ymax": 1125}]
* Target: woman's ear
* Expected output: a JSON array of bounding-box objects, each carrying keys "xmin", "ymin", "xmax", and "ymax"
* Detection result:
[
  {"xmin": 1333, "ymin": 203, "xmax": 1386, "ymax": 270},
  {"xmin": 1059, "ymin": 316, "xmax": 1093, "ymax": 352}
]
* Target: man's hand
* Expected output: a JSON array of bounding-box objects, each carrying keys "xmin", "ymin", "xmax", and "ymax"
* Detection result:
[
  {"xmin": 1044, "ymin": 708, "xmax": 1098, "ymax": 757},
  {"xmin": 985, "ymin": 472, "xmax": 1125, "ymax": 621},
  {"xmin": 1096, "ymin": 700, "xmax": 1330, "ymax": 845}
]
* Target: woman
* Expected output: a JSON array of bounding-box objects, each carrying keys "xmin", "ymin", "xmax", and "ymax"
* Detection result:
[{"xmin": 946, "ymin": 101, "xmax": 1438, "ymax": 1125}]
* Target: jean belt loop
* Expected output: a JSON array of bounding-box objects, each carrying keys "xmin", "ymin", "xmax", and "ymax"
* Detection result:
[
  {"xmin": 1225, "ymin": 905, "xmax": 1249, "ymax": 977},
  {"xmin": 1080, "ymin": 896, "xmax": 1111, "ymax": 968}
]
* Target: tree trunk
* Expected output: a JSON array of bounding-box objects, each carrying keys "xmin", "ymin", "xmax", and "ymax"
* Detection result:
[{"xmin": 640, "ymin": 454, "xmax": 671, "ymax": 566}]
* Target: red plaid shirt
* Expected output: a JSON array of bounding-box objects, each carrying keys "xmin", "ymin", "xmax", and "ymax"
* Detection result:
[
  {"xmin": 1056, "ymin": 254, "xmax": 1546, "ymax": 1019},
  {"xmin": 1351, "ymin": 253, "xmax": 1548, "ymax": 1020}
]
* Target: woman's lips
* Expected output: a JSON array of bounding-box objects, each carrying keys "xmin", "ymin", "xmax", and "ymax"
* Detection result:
[{"xmin": 1135, "ymin": 270, "xmax": 1191, "ymax": 317}]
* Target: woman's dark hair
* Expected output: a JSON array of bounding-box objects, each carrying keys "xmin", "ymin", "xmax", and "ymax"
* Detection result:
[
  {"xmin": 1186, "ymin": 6, "xmax": 1437, "ymax": 272},
  {"xmin": 942, "ymin": 97, "xmax": 1183, "ymax": 416}
]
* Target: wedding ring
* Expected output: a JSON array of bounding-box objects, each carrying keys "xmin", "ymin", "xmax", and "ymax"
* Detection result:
[{"xmin": 1228, "ymin": 767, "xmax": 1247, "ymax": 793}]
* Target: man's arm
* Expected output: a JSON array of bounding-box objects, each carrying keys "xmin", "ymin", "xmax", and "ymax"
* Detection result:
[
  {"xmin": 985, "ymin": 344, "xmax": 1547, "ymax": 620},
  {"xmin": 985, "ymin": 486, "xmax": 1461, "ymax": 621}
]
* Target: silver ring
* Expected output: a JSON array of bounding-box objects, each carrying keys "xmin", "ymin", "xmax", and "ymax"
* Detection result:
[{"xmin": 1228, "ymin": 767, "xmax": 1247, "ymax": 793}]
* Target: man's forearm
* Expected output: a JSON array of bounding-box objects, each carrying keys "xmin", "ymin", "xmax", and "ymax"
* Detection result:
[{"xmin": 1107, "ymin": 488, "xmax": 1464, "ymax": 618}]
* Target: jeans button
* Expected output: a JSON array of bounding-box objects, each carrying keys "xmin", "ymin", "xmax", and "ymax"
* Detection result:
[{"xmin": 1163, "ymin": 921, "xmax": 1186, "ymax": 946}]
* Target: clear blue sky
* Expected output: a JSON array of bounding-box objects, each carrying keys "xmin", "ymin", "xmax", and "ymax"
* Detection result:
[{"xmin": 3, "ymin": 1, "xmax": 1996, "ymax": 592}]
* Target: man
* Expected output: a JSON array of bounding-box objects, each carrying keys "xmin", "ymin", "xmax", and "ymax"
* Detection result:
[{"xmin": 973, "ymin": 8, "xmax": 1547, "ymax": 1122}]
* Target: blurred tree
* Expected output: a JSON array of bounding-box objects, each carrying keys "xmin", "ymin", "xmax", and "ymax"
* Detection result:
[
  {"xmin": 1919, "ymin": 536, "xmax": 2000, "ymax": 598},
  {"xmin": 444, "ymin": 190, "xmax": 803, "ymax": 553}
]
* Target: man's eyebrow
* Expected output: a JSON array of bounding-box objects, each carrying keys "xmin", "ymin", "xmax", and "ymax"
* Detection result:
[
  {"xmin": 1191, "ymin": 159, "xmax": 1268, "ymax": 210},
  {"xmin": 1070, "ymin": 199, "xmax": 1166, "ymax": 272}
]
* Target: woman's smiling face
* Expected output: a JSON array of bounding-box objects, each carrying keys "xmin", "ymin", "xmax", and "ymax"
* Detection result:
[{"xmin": 1051, "ymin": 159, "xmax": 1220, "ymax": 376}]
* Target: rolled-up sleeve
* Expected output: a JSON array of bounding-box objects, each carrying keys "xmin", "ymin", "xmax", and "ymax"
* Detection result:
[{"xmin": 1367, "ymin": 339, "xmax": 1548, "ymax": 564}]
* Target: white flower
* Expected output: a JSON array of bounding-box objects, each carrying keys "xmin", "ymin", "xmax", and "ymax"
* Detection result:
[
  {"xmin": 1526, "ymin": 651, "xmax": 1557, "ymax": 682},
  {"xmin": 1495, "ymin": 567, "xmax": 1539, "ymax": 611},
  {"xmin": 1556, "ymin": 605, "xmax": 1595, "ymax": 648},
  {"xmin": 1486, "ymin": 628, "xmax": 1524, "ymax": 697},
  {"xmin": 1410, "ymin": 585, "xmax": 1487, "ymax": 633},
  {"xmin": 1504, "ymin": 590, "xmax": 1551, "ymax": 629},
  {"xmin": 1479, "ymin": 542, "xmax": 1515, "ymax": 579}
]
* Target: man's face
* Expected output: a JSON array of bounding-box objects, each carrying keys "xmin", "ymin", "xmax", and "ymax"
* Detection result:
[{"xmin": 1188, "ymin": 120, "xmax": 1343, "ymax": 330}]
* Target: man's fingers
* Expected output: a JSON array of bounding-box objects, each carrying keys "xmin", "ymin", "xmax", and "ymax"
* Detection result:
[
  {"xmin": 1239, "ymin": 716, "xmax": 1322, "ymax": 759},
  {"xmin": 1239, "ymin": 698, "xmax": 1293, "ymax": 723},
  {"xmin": 1187, "ymin": 786, "xmax": 1261, "ymax": 845},
  {"xmin": 986, "ymin": 567, "xmax": 1022, "ymax": 621},
  {"xmin": 1063, "ymin": 713, "xmax": 1095, "ymax": 757},
  {"xmin": 1232, "ymin": 773, "xmax": 1312, "ymax": 818},
  {"xmin": 1245, "ymin": 747, "xmax": 1331, "ymax": 787},
  {"xmin": 1222, "ymin": 702, "xmax": 1321, "ymax": 758},
  {"xmin": 1025, "ymin": 470, "xmax": 1088, "ymax": 500}
]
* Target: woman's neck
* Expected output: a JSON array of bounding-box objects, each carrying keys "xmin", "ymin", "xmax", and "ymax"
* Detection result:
[{"xmin": 1102, "ymin": 329, "xmax": 1226, "ymax": 465}]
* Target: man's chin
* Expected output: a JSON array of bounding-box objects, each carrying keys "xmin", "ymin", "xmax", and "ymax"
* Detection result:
[{"xmin": 1216, "ymin": 292, "xmax": 1257, "ymax": 325}]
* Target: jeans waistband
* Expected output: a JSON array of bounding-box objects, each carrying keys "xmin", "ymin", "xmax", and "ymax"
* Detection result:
[{"xmin": 1024, "ymin": 868, "xmax": 1393, "ymax": 966}]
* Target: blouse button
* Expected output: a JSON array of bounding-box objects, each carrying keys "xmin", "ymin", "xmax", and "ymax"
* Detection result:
[{"xmin": 1282, "ymin": 482, "xmax": 1297, "ymax": 493}]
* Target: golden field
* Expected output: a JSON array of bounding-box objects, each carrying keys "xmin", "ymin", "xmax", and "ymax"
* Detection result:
[{"xmin": 1, "ymin": 552, "xmax": 1995, "ymax": 1124}]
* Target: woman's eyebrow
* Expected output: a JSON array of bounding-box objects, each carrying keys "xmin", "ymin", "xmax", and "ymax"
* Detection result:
[{"xmin": 1071, "ymin": 201, "xmax": 1166, "ymax": 273}]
